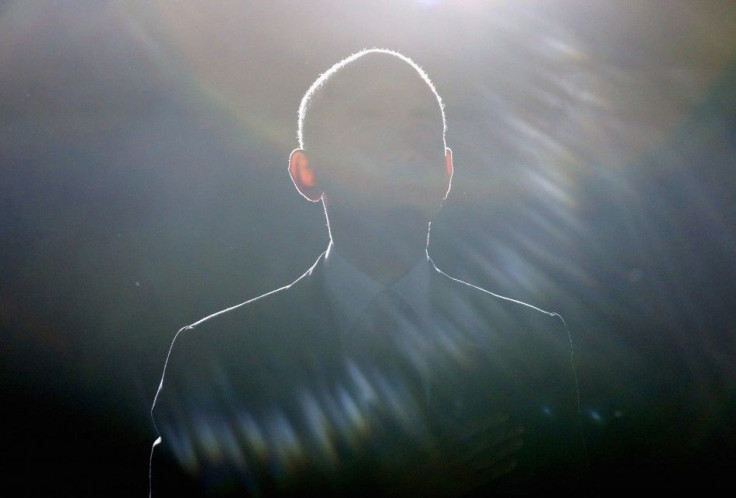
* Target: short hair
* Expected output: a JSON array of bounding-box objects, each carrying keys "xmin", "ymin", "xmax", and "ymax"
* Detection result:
[{"xmin": 297, "ymin": 48, "xmax": 447, "ymax": 151}]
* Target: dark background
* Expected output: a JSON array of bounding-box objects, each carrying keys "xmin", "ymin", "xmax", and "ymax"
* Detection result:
[{"xmin": 2, "ymin": 1, "xmax": 735, "ymax": 495}]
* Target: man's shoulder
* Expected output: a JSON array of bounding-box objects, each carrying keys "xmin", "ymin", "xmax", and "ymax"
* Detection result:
[
  {"xmin": 181, "ymin": 283, "xmax": 293, "ymax": 339},
  {"xmin": 431, "ymin": 266, "xmax": 565, "ymax": 329},
  {"xmin": 153, "ymin": 260, "xmax": 331, "ymax": 420},
  {"xmin": 174, "ymin": 257, "xmax": 326, "ymax": 347},
  {"xmin": 430, "ymin": 266, "xmax": 572, "ymax": 366},
  {"xmin": 154, "ymin": 284, "xmax": 291, "ymax": 388}
]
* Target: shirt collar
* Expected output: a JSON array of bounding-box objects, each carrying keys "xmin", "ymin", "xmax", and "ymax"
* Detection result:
[{"xmin": 323, "ymin": 242, "xmax": 432, "ymax": 331}]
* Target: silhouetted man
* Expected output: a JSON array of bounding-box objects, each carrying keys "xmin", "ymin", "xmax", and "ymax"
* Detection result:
[{"xmin": 151, "ymin": 49, "xmax": 585, "ymax": 496}]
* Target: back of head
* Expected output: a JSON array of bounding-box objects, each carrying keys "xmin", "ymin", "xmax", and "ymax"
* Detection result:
[
  {"xmin": 291, "ymin": 49, "xmax": 453, "ymax": 281},
  {"xmin": 297, "ymin": 49, "xmax": 450, "ymax": 218},
  {"xmin": 298, "ymin": 48, "xmax": 447, "ymax": 156}
]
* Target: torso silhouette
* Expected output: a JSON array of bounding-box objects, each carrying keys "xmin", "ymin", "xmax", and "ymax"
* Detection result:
[{"xmin": 151, "ymin": 249, "xmax": 585, "ymax": 496}]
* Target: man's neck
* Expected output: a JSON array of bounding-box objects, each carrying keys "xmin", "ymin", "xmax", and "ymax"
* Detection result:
[{"xmin": 329, "ymin": 235, "xmax": 428, "ymax": 285}]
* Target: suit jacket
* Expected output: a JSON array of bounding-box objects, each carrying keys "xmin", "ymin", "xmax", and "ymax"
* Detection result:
[{"xmin": 151, "ymin": 253, "xmax": 586, "ymax": 496}]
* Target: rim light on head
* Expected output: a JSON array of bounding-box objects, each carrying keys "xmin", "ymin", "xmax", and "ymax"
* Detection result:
[{"xmin": 297, "ymin": 48, "xmax": 447, "ymax": 151}]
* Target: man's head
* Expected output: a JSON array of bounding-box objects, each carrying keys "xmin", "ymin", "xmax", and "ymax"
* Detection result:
[
  {"xmin": 297, "ymin": 49, "xmax": 448, "ymax": 153},
  {"xmin": 289, "ymin": 49, "xmax": 453, "ymax": 269}
]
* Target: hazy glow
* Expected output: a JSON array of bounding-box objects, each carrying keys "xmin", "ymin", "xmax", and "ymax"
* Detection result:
[{"xmin": 3, "ymin": 0, "xmax": 734, "ymax": 492}]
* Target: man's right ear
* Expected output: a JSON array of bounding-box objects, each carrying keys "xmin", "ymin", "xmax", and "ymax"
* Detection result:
[{"xmin": 288, "ymin": 149, "xmax": 323, "ymax": 202}]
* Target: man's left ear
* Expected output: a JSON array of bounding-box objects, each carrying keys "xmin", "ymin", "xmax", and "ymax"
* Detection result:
[
  {"xmin": 288, "ymin": 149, "xmax": 323, "ymax": 202},
  {"xmin": 443, "ymin": 147, "xmax": 454, "ymax": 199}
]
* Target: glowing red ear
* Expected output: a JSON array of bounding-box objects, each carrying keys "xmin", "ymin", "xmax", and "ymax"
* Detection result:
[
  {"xmin": 288, "ymin": 149, "xmax": 322, "ymax": 202},
  {"xmin": 443, "ymin": 147, "xmax": 454, "ymax": 199}
]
